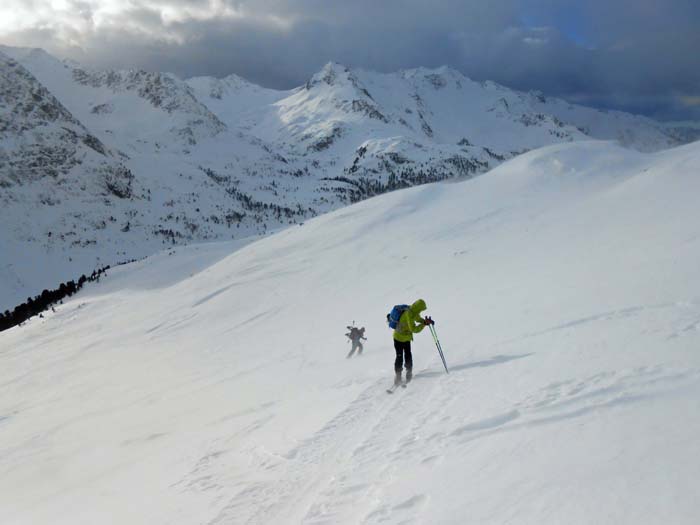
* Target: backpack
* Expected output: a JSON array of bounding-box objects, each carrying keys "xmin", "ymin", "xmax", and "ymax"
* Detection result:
[{"xmin": 387, "ymin": 304, "xmax": 409, "ymax": 329}]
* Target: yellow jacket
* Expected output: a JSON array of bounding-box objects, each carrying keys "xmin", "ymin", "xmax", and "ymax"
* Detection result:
[{"xmin": 393, "ymin": 299, "xmax": 427, "ymax": 342}]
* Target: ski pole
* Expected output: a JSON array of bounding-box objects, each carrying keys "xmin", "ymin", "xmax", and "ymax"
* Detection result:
[
  {"xmin": 429, "ymin": 324, "xmax": 444, "ymax": 371},
  {"xmin": 429, "ymin": 324, "xmax": 449, "ymax": 373}
]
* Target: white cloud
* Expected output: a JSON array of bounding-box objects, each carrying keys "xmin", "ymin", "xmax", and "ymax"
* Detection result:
[{"xmin": 0, "ymin": 1, "xmax": 295, "ymax": 47}]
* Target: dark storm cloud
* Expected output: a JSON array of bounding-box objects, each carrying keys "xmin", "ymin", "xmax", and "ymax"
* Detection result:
[
  {"xmin": 79, "ymin": 0, "xmax": 520, "ymax": 84},
  {"xmin": 2, "ymin": 0, "xmax": 699, "ymax": 120},
  {"xmin": 515, "ymin": 0, "xmax": 700, "ymax": 118}
]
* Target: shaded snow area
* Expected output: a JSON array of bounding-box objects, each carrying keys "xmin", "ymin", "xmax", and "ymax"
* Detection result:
[{"xmin": 2, "ymin": 141, "xmax": 699, "ymax": 524}]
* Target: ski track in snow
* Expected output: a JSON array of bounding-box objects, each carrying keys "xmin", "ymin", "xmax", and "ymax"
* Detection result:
[
  {"xmin": 201, "ymin": 359, "xmax": 700, "ymax": 525},
  {"xmin": 206, "ymin": 375, "xmax": 418, "ymax": 524}
]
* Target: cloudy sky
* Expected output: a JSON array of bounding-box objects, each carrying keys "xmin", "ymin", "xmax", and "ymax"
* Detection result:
[{"xmin": 1, "ymin": 0, "xmax": 698, "ymax": 121}]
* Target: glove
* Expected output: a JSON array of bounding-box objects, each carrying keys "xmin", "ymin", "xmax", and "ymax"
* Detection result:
[{"xmin": 424, "ymin": 316, "xmax": 435, "ymax": 326}]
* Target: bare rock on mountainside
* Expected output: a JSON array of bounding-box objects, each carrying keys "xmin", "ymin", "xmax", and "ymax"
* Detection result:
[
  {"xmin": 0, "ymin": 52, "xmax": 133, "ymax": 197},
  {"xmin": 72, "ymin": 66, "xmax": 226, "ymax": 145}
]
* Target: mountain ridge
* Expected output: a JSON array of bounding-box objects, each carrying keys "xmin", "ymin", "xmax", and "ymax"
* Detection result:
[{"xmin": 0, "ymin": 45, "xmax": 692, "ymax": 310}]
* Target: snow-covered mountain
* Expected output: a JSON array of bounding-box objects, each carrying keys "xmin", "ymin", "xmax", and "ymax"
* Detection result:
[
  {"xmin": 2, "ymin": 140, "xmax": 699, "ymax": 524},
  {"xmin": 0, "ymin": 53, "xmax": 129, "ymax": 187},
  {"xmin": 0, "ymin": 46, "xmax": 688, "ymax": 310},
  {"xmin": 663, "ymin": 120, "xmax": 700, "ymax": 144}
]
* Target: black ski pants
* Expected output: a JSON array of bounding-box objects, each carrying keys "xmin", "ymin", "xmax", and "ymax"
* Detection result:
[{"xmin": 394, "ymin": 339, "xmax": 412, "ymax": 373}]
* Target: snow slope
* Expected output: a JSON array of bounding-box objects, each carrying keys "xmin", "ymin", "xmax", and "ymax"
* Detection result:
[{"xmin": 1, "ymin": 140, "xmax": 699, "ymax": 524}]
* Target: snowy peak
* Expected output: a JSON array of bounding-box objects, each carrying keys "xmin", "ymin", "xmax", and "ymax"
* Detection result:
[
  {"xmin": 267, "ymin": 62, "xmax": 589, "ymax": 156},
  {"xmin": 663, "ymin": 121, "xmax": 700, "ymax": 143},
  {"xmin": 187, "ymin": 73, "xmax": 262, "ymax": 100},
  {"xmin": 0, "ymin": 45, "xmax": 63, "ymax": 72},
  {"xmin": 303, "ymin": 62, "xmax": 385, "ymax": 119},
  {"xmin": 400, "ymin": 65, "xmax": 469, "ymax": 90},
  {"xmin": 185, "ymin": 73, "xmax": 288, "ymax": 128},
  {"xmin": 306, "ymin": 62, "xmax": 358, "ymax": 90}
]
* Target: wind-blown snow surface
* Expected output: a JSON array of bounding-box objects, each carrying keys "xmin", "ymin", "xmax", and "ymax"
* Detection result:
[{"xmin": 2, "ymin": 141, "xmax": 699, "ymax": 524}]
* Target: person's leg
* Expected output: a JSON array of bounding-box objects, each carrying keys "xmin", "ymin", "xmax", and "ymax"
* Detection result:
[
  {"xmin": 393, "ymin": 339, "xmax": 404, "ymax": 384},
  {"xmin": 405, "ymin": 342, "xmax": 413, "ymax": 382},
  {"xmin": 358, "ymin": 342, "xmax": 363, "ymax": 355}
]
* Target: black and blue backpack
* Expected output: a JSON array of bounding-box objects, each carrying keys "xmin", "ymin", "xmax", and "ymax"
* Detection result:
[{"xmin": 387, "ymin": 304, "xmax": 409, "ymax": 329}]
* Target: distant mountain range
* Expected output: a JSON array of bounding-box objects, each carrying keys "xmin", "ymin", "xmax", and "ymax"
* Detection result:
[{"xmin": 0, "ymin": 45, "xmax": 693, "ymax": 309}]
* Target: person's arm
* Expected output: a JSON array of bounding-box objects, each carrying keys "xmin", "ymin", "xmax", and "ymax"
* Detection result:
[{"xmin": 410, "ymin": 311, "xmax": 427, "ymax": 333}]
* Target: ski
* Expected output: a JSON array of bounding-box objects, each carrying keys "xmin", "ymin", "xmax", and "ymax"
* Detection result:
[{"xmin": 386, "ymin": 382, "xmax": 405, "ymax": 394}]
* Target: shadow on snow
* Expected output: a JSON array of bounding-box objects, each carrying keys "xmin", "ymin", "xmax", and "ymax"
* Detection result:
[{"xmin": 417, "ymin": 353, "xmax": 533, "ymax": 379}]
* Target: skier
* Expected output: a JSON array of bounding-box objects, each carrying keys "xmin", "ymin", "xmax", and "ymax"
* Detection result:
[
  {"xmin": 345, "ymin": 326, "xmax": 367, "ymax": 358},
  {"xmin": 392, "ymin": 299, "xmax": 433, "ymax": 385}
]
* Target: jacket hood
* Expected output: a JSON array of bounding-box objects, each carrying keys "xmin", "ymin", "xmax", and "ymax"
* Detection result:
[{"xmin": 410, "ymin": 299, "xmax": 427, "ymax": 313}]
